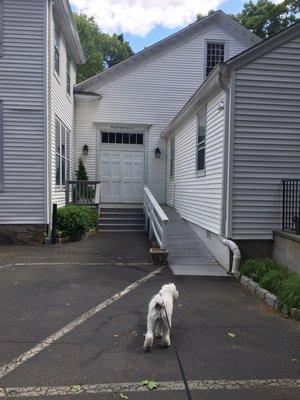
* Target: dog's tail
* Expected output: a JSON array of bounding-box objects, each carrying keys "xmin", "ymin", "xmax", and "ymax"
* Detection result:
[{"xmin": 153, "ymin": 294, "xmax": 164, "ymax": 311}]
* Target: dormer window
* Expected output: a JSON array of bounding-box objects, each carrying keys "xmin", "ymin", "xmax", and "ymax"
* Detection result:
[
  {"xmin": 206, "ymin": 42, "xmax": 225, "ymax": 77},
  {"xmin": 54, "ymin": 21, "xmax": 60, "ymax": 75}
]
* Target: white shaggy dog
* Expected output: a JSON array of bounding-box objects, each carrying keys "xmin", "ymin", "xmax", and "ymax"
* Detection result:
[{"xmin": 143, "ymin": 283, "xmax": 179, "ymax": 351}]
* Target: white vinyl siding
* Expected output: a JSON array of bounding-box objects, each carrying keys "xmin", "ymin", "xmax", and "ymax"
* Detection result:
[
  {"xmin": 0, "ymin": 0, "xmax": 46, "ymax": 224},
  {"xmin": 0, "ymin": 101, "xmax": 3, "ymax": 189},
  {"xmin": 50, "ymin": 3, "xmax": 76, "ymax": 208},
  {"xmin": 75, "ymin": 26, "xmax": 247, "ymax": 203},
  {"xmin": 0, "ymin": 0, "xmax": 3, "ymax": 57},
  {"xmin": 231, "ymin": 34, "xmax": 300, "ymax": 239},
  {"xmin": 166, "ymin": 91, "xmax": 225, "ymax": 234}
]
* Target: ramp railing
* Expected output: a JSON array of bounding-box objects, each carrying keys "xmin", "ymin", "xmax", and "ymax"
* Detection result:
[{"xmin": 144, "ymin": 185, "xmax": 169, "ymax": 249}]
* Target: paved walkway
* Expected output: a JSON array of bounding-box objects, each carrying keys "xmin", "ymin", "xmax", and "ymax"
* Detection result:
[
  {"xmin": 163, "ymin": 206, "xmax": 229, "ymax": 279},
  {"xmin": 0, "ymin": 232, "xmax": 299, "ymax": 399}
]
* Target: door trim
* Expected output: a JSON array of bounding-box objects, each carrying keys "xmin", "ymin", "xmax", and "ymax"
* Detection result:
[{"xmin": 96, "ymin": 123, "xmax": 149, "ymax": 190}]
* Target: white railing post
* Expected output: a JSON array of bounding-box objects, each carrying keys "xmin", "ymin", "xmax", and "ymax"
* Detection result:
[{"xmin": 162, "ymin": 220, "xmax": 168, "ymax": 249}]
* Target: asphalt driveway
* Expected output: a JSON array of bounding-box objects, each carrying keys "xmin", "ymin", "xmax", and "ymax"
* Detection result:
[{"xmin": 0, "ymin": 232, "xmax": 299, "ymax": 399}]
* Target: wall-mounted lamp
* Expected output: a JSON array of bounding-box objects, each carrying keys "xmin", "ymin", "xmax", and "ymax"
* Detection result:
[
  {"xmin": 82, "ymin": 144, "xmax": 89, "ymax": 156},
  {"xmin": 155, "ymin": 147, "xmax": 161, "ymax": 159},
  {"xmin": 218, "ymin": 100, "xmax": 225, "ymax": 111}
]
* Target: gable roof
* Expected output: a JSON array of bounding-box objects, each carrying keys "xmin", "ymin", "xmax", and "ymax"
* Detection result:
[
  {"xmin": 54, "ymin": 0, "xmax": 85, "ymax": 64},
  {"xmin": 75, "ymin": 10, "xmax": 260, "ymax": 92},
  {"xmin": 161, "ymin": 20, "xmax": 300, "ymax": 138}
]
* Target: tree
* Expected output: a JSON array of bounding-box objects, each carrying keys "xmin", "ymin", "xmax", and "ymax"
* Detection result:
[
  {"xmin": 74, "ymin": 14, "xmax": 134, "ymax": 83},
  {"xmin": 76, "ymin": 159, "xmax": 88, "ymax": 181},
  {"xmin": 235, "ymin": 0, "xmax": 299, "ymax": 39},
  {"xmin": 196, "ymin": 9, "xmax": 216, "ymax": 22},
  {"xmin": 196, "ymin": 1, "xmax": 299, "ymax": 39}
]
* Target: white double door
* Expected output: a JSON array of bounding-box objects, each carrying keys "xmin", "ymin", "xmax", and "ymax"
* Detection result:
[{"xmin": 99, "ymin": 150, "xmax": 144, "ymax": 203}]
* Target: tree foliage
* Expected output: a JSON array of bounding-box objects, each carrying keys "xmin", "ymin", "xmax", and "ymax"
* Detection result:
[
  {"xmin": 235, "ymin": 0, "xmax": 299, "ymax": 39},
  {"xmin": 76, "ymin": 158, "xmax": 88, "ymax": 181},
  {"xmin": 74, "ymin": 14, "xmax": 134, "ymax": 83},
  {"xmin": 196, "ymin": 1, "xmax": 300, "ymax": 39}
]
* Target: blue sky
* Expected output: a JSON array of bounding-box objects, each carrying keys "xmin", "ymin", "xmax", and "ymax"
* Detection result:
[{"xmin": 71, "ymin": 0, "xmax": 247, "ymax": 53}]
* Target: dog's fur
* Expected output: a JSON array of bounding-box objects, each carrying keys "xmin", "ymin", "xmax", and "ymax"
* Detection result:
[{"xmin": 143, "ymin": 283, "xmax": 179, "ymax": 351}]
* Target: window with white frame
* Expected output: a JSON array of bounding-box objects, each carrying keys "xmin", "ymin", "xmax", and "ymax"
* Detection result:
[
  {"xmin": 170, "ymin": 137, "xmax": 175, "ymax": 179},
  {"xmin": 54, "ymin": 20, "xmax": 60, "ymax": 75},
  {"xmin": 66, "ymin": 55, "xmax": 71, "ymax": 95},
  {"xmin": 196, "ymin": 107, "xmax": 207, "ymax": 172},
  {"xmin": 55, "ymin": 118, "xmax": 70, "ymax": 187},
  {"xmin": 101, "ymin": 131, "xmax": 143, "ymax": 145},
  {"xmin": 206, "ymin": 42, "xmax": 225, "ymax": 77}
]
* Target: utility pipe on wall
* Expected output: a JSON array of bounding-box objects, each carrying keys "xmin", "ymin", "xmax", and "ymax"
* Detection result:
[{"xmin": 219, "ymin": 236, "xmax": 241, "ymax": 275}]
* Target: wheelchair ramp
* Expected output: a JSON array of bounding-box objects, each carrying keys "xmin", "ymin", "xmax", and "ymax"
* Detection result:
[{"xmin": 163, "ymin": 206, "xmax": 231, "ymax": 280}]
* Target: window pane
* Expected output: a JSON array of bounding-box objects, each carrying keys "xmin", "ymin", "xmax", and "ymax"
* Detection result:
[
  {"xmin": 61, "ymin": 126, "xmax": 66, "ymax": 157},
  {"xmin": 116, "ymin": 133, "xmax": 122, "ymax": 143},
  {"xmin": 206, "ymin": 42, "xmax": 225, "ymax": 76},
  {"xmin": 130, "ymin": 134, "xmax": 136, "ymax": 144},
  {"xmin": 56, "ymin": 154, "xmax": 60, "ymax": 185},
  {"xmin": 102, "ymin": 132, "xmax": 108, "ymax": 143},
  {"xmin": 66, "ymin": 130, "xmax": 70, "ymax": 160},
  {"xmin": 54, "ymin": 22, "xmax": 60, "ymax": 75},
  {"xmin": 197, "ymin": 108, "xmax": 206, "ymax": 171},
  {"xmin": 62, "ymin": 158, "xmax": 65, "ymax": 186},
  {"xmin": 123, "ymin": 133, "xmax": 129, "ymax": 143},
  {"xmin": 197, "ymin": 148, "xmax": 205, "ymax": 171},
  {"xmin": 55, "ymin": 120, "xmax": 60, "ymax": 154},
  {"xmin": 109, "ymin": 132, "xmax": 115, "ymax": 143},
  {"xmin": 137, "ymin": 134, "xmax": 143, "ymax": 144},
  {"xmin": 66, "ymin": 160, "xmax": 70, "ymax": 181}
]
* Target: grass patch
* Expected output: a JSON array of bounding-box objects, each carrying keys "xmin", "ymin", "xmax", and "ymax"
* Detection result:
[
  {"xmin": 241, "ymin": 258, "xmax": 300, "ymax": 316},
  {"xmin": 277, "ymin": 277, "xmax": 300, "ymax": 312}
]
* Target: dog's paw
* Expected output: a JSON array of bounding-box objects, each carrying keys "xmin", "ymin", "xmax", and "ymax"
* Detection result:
[{"xmin": 143, "ymin": 345, "xmax": 151, "ymax": 352}]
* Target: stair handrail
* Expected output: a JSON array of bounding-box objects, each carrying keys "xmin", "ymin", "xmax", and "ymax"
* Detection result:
[{"xmin": 144, "ymin": 185, "xmax": 169, "ymax": 249}]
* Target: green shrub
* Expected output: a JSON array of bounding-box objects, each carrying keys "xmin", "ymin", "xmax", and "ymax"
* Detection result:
[
  {"xmin": 259, "ymin": 267, "xmax": 290, "ymax": 295},
  {"xmin": 277, "ymin": 276, "xmax": 300, "ymax": 312},
  {"xmin": 240, "ymin": 258, "xmax": 276, "ymax": 282},
  {"xmin": 57, "ymin": 206, "xmax": 96, "ymax": 238},
  {"xmin": 241, "ymin": 258, "xmax": 300, "ymax": 315}
]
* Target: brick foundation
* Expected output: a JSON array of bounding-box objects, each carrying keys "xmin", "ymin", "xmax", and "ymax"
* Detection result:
[{"xmin": 0, "ymin": 224, "xmax": 46, "ymax": 245}]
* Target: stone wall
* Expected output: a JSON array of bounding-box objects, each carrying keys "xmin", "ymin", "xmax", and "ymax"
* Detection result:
[
  {"xmin": 273, "ymin": 231, "xmax": 300, "ymax": 274},
  {"xmin": 0, "ymin": 225, "xmax": 46, "ymax": 245}
]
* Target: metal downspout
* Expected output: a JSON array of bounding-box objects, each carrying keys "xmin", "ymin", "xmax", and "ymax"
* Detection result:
[{"xmin": 217, "ymin": 66, "xmax": 241, "ymax": 275}]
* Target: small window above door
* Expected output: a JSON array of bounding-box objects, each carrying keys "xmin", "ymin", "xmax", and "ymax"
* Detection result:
[{"xmin": 101, "ymin": 132, "xmax": 143, "ymax": 145}]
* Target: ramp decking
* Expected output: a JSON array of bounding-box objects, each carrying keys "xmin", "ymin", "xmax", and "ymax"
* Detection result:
[{"xmin": 163, "ymin": 206, "xmax": 230, "ymax": 279}]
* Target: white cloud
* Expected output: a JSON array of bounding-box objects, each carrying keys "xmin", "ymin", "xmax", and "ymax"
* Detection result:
[{"xmin": 71, "ymin": 0, "xmax": 225, "ymax": 37}]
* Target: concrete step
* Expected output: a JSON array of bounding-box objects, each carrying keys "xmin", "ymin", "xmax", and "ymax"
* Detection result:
[
  {"xmin": 98, "ymin": 207, "xmax": 145, "ymax": 232},
  {"xmin": 98, "ymin": 224, "xmax": 145, "ymax": 232},
  {"xmin": 99, "ymin": 212, "xmax": 144, "ymax": 219},
  {"xmin": 100, "ymin": 208, "xmax": 143, "ymax": 214},
  {"xmin": 99, "ymin": 218, "xmax": 144, "ymax": 224}
]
